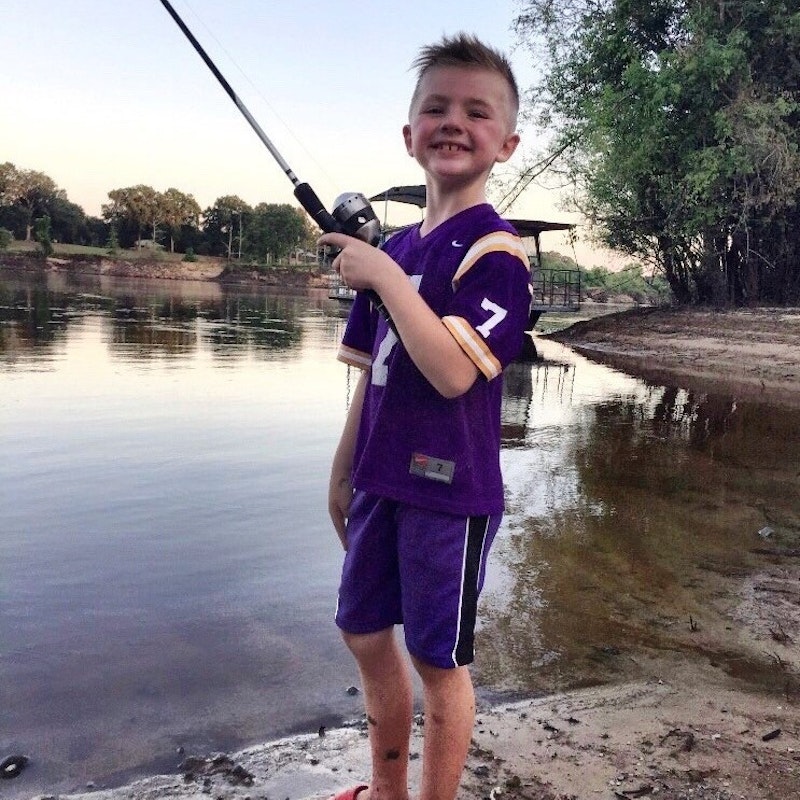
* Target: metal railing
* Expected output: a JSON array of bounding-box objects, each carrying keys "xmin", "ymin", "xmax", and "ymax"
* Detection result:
[{"xmin": 530, "ymin": 268, "xmax": 581, "ymax": 311}]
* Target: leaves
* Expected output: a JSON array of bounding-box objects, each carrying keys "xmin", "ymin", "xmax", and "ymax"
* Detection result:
[{"xmin": 515, "ymin": 0, "xmax": 800, "ymax": 304}]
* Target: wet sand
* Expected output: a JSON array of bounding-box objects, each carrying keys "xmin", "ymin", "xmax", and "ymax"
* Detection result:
[{"xmin": 22, "ymin": 307, "xmax": 800, "ymax": 799}]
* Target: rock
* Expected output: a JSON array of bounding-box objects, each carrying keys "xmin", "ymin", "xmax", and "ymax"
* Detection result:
[{"xmin": 0, "ymin": 754, "xmax": 29, "ymax": 780}]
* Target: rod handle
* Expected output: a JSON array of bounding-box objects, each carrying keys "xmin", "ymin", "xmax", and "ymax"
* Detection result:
[{"xmin": 294, "ymin": 183, "xmax": 342, "ymax": 234}]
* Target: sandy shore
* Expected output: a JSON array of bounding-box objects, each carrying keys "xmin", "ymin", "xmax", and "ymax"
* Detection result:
[
  {"xmin": 19, "ymin": 307, "xmax": 800, "ymax": 800},
  {"xmin": 548, "ymin": 305, "xmax": 800, "ymax": 408}
]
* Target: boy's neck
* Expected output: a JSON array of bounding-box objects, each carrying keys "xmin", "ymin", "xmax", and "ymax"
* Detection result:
[{"xmin": 419, "ymin": 180, "xmax": 489, "ymax": 236}]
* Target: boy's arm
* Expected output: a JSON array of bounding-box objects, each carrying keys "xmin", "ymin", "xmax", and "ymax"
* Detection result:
[
  {"xmin": 329, "ymin": 367, "xmax": 368, "ymax": 549},
  {"xmin": 319, "ymin": 233, "xmax": 478, "ymax": 398}
]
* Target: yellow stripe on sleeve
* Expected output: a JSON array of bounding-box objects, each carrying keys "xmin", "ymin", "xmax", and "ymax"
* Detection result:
[
  {"xmin": 451, "ymin": 232, "xmax": 530, "ymax": 291},
  {"xmin": 442, "ymin": 316, "xmax": 502, "ymax": 380},
  {"xmin": 337, "ymin": 344, "xmax": 372, "ymax": 369}
]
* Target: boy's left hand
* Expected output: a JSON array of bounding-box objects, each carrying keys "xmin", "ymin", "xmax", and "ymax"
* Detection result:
[{"xmin": 318, "ymin": 232, "xmax": 398, "ymax": 293}]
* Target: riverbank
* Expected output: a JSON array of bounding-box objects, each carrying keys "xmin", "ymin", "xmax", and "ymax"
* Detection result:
[
  {"xmin": 28, "ymin": 305, "xmax": 794, "ymax": 800},
  {"xmin": 0, "ymin": 251, "xmax": 328, "ymax": 288},
  {"xmin": 546, "ymin": 304, "xmax": 800, "ymax": 408}
]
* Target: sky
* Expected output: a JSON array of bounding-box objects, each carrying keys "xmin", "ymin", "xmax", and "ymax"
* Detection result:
[{"xmin": 1, "ymin": 0, "xmax": 617, "ymax": 266}]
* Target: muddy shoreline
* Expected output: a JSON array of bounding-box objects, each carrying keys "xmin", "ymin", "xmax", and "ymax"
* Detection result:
[{"xmin": 546, "ymin": 305, "xmax": 800, "ymax": 409}]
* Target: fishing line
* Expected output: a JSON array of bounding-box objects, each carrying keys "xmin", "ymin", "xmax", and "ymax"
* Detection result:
[
  {"xmin": 158, "ymin": 0, "xmax": 393, "ymax": 328},
  {"xmin": 169, "ymin": 0, "xmax": 339, "ymax": 194}
]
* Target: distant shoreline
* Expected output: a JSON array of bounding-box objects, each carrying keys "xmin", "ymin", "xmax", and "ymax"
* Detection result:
[{"xmin": 0, "ymin": 251, "xmax": 329, "ymax": 288}]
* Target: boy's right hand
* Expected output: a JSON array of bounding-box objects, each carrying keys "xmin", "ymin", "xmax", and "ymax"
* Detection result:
[{"xmin": 328, "ymin": 474, "xmax": 353, "ymax": 550}]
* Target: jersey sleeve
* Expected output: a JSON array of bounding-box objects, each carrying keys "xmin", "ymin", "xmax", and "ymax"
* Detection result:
[
  {"xmin": 441, "ymin": 231, "xmax": 531, "ymax": 380},
  {"xmin": 337, "ymin": 291, "xmax": 376, "ymax": 369}
]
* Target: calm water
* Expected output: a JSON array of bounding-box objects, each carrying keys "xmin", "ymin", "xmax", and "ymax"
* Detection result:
[{"xmin": 1, "ymin": 268, "xmax": 798, "ymax": 797}]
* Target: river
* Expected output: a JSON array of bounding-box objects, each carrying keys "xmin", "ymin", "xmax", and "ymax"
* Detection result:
[{"xmin": 1, "ymin": 268, "xmax": 797, "ymax": 797}]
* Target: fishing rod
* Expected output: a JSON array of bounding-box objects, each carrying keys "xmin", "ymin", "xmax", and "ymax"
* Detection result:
[{"xmin": 158, "ymin": 0, "xmax": 392, "ymax": 323}]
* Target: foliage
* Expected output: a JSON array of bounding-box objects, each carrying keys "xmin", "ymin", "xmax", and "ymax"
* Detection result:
[
  {"xmin": 0, "ymin": 161, "xmax": 319, "ymax": 266},
  {"xmin": 182, "ymin": 247, "xmax": 197, "ymax": 262},
  {"xmin": 242, "ymin": 203, "xmax": 307, "ymax": 263},
  {"xmin": 0, "ymin": 162, "xmax": 59, "ymax": 241},
  {"xmin": 34, "ymin": 215, "xmax": 53, "ymax": 257},
  {"xmin": 107, "ymin": 224, "xmax": 120, "ymax": 254},
  {"xmin": 160, "ymin": 188, "xmax": 201, "ymax": 253},
  {"xmin": 514, "ymin": 0, "xmax": 800, "ymax": 305},
  {"xmin": 0, "ymin": 227, "xmax": 12, "ymax": 250},
  {"xmin": 201, "ymin": 195, "xmax": 252, "ymax": 258}
]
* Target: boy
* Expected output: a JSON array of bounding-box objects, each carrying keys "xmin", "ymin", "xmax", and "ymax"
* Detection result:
[{"xmin": 319, "ymin": 33, "xmax": 530, "ymax": 800}]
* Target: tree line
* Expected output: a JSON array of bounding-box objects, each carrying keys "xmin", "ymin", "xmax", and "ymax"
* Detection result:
[
  {"xmin": 513, "ymin": 0, "xmax": 800, "ymax": 306},
  {"xmin": 0, "ymin": 162, "xmax": 316, "ymax": 263}
]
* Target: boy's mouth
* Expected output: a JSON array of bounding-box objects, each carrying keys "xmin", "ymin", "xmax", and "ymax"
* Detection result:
[{"xmin": 433, "ymin": 142, "xmax": 469, "ymax": 152}]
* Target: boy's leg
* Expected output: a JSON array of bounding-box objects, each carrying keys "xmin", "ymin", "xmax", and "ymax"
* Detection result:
[
  {"xmin": 411, "ymin": 657, "xmax": 475, "ymax": 800},
  {"xmin": 343, "ymin": 627, "xmax": 413, "ymax": 800}
]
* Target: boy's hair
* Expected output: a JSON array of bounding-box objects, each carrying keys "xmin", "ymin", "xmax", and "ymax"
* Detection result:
[{"xmin": 410, "ymin": 33, "xmax": 519, "ymax": 126}]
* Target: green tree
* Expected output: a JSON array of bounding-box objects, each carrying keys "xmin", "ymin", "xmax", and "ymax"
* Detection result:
[
  {"xmin": 0, "ymin": 163, "xmax": 59, "ymax": 242},
  {"xmin": 49, "ymin": 195, "xmax": 89, "ymax": 244},
  {"xmin": 160, "ymin": 188, "xmax": 201, "ymax": 253},
  {"xmin": 34, "ymin": 215, "xmax": 53, "ymax": 257},
  {"xmin": 102, "ymin": 185, "xmax": 162, "ymax": 248},
  {"xmin": 243, "ymin": 203, "xmax": 307, "ymax": 263},
  {"xmin": 202, "ymin": 195, "xmax": 252, "ymax": 258},
  {"xmin": 514, "ymin": 0, "xmax": 800, "ymax": 305}
]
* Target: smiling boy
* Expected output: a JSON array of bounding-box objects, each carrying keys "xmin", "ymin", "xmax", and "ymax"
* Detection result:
[{"xmin": 320, "ymin": 34, "xmax": 531, "ymax": 800}]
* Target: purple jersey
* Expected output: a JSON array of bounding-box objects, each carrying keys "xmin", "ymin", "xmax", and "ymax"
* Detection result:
[{"xmin": 337, "ymin": 203, "xmax": 531, "ymax": 515}]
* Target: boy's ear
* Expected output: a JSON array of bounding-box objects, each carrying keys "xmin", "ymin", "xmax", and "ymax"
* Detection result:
[
  {"xmin": 495, "ymin": 132, "xmax": 521, "ymax": 164},
  {"xmin": 403, "ymin": 123, "xmax": 413, "ymax": 156}
]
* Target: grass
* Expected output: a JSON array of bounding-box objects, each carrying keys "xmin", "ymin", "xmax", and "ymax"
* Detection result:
[{"xmin": 5, "ymin": 240, "xmax": 221, "ymax": 264}]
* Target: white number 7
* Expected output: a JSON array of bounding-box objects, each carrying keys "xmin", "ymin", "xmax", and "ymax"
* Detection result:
[
  {"xmin": 475, "ymin": 298, "xmax": 507, "ymax": 338},
  {"xmin": 371, "ymin": 274, "xmax": 423, "ymax": 387}
]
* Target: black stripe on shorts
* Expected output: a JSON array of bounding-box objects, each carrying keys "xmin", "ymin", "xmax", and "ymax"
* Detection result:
[{"xmin": 454, "ymin": 515, "xmax": 490, "ymax": 666}]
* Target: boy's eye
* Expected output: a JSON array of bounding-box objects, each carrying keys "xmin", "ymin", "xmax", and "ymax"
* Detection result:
[{"xmin": 423, "ymin": 106, "xmax": 443, "ymax": 114}]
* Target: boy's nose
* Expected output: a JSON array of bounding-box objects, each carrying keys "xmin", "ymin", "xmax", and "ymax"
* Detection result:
[{"xmin": 440, "ymin": 112, "xmax": 465, "ymax": 132}]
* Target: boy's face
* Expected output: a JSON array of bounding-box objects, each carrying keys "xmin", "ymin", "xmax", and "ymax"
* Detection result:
[{"xmin": 403, "ymin": 65, "xmax": 520, "ymax": 191}]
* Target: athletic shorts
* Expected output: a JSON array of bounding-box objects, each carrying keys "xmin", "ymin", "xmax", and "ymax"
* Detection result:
[{"xmin": 335, "ymin": 490, "xmax": 502, "ymax": 669}]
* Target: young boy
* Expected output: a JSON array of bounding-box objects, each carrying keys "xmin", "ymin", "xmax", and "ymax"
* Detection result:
[{"xmin": 319, "ymin": 33, "xmax": 531, "ymax": 800}]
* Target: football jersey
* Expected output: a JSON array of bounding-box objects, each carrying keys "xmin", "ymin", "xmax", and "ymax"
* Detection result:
[{"xmin": 337, "ymin": 203, "xmax": 531, "ymax": 515}]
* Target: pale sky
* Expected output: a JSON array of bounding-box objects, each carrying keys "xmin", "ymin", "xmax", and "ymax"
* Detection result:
[{"xmin": 1, "ymin": 0, "xmax": 617, "ymax": 266}]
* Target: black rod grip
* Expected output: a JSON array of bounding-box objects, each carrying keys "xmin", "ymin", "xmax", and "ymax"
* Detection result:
[{"xmin": 294, "ymin": 183, "xmax": 342, "ymax": 234}]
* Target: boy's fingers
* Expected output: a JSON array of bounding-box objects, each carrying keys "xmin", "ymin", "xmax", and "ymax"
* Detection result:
[{"xmin": 318, "ymin": 232, "xmax": 350, "ymax": 249}]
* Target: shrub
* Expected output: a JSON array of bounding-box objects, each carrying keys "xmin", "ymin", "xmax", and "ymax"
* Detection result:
[
  {"xmin": 34, "ymin": 216, "xmax": 53, "ymax": 257},
  {"xmin": 0, "ymin": 228, "xmax": 12, "ymax": 250}
]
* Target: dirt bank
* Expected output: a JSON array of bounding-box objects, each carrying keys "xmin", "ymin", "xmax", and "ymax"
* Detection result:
[
  {"xmin": 547, "ymin": 305, "xmax": 800, "ymax": 408},
  {"xmin": 0, "ymin": 252, "xmax": 328, "ymax": 288}
]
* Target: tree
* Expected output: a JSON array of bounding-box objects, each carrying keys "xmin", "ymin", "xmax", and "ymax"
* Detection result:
[
  {"xmin": 102, "ymin": 185, "xmax": 162, "ymax": 247},
  {"xmin": 34, "ymin": 214, "xmax": 53, "ymax": 257},
  {"xmin": 242, "ymin": 203, "xmax": 307, "ymax": 263},
  {"xmin": 49, "ymin": 195, "xmax": 90, "ymax": 244},
  {"xmin": 0, "ymin": 163, "xmax": 59, "ymax": 241},
  {"xmin": 160, "ymin": 188, "xmax": 201, "ymax": 253},
  {"xmin": 202, "ymin": 195, "xmax": 252, "ymax": 258},
  {"xmin": 514, "ymin": 0, "xmax": 800, "ymax": 305}
]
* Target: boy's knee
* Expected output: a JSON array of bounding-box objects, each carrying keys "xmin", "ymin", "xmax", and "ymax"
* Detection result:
[{"xmin": 341, "ymin": 626, "xmax": 396, "ymax": 664}]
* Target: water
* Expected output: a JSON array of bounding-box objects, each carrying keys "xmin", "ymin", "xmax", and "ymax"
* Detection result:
[{"xmin": 1, "ymin": 268, "xmax": 798, "ymax": 797}]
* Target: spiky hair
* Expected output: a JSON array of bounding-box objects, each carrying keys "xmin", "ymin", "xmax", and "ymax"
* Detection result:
[{"xmin": 410, "ymin": 33, "xmax": 519, "ymax": 124}]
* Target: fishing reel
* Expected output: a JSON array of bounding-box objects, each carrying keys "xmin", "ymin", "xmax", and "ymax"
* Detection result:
[{"xmin": 331, "ymin": 192, "xmax": 381, "ymax": 246}]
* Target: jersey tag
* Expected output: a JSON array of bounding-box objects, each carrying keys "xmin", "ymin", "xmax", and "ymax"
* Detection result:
[{"xmin": 409, "ymin": 453, "xmax": 455, "ymax": 484}]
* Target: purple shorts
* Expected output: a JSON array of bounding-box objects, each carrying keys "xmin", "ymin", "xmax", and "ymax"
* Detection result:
[{"xmin": 335, "ymin": 491, "xmax": 502, "ymax": 668}]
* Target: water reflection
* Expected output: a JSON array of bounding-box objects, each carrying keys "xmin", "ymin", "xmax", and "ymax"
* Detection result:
[
  {"xmin": 0, "ymin": 272, "xmax": 309, "ymax": 366},
  {"xmin": 481, "ymin": 339, "xmax": 800, "ymax": 699}
]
